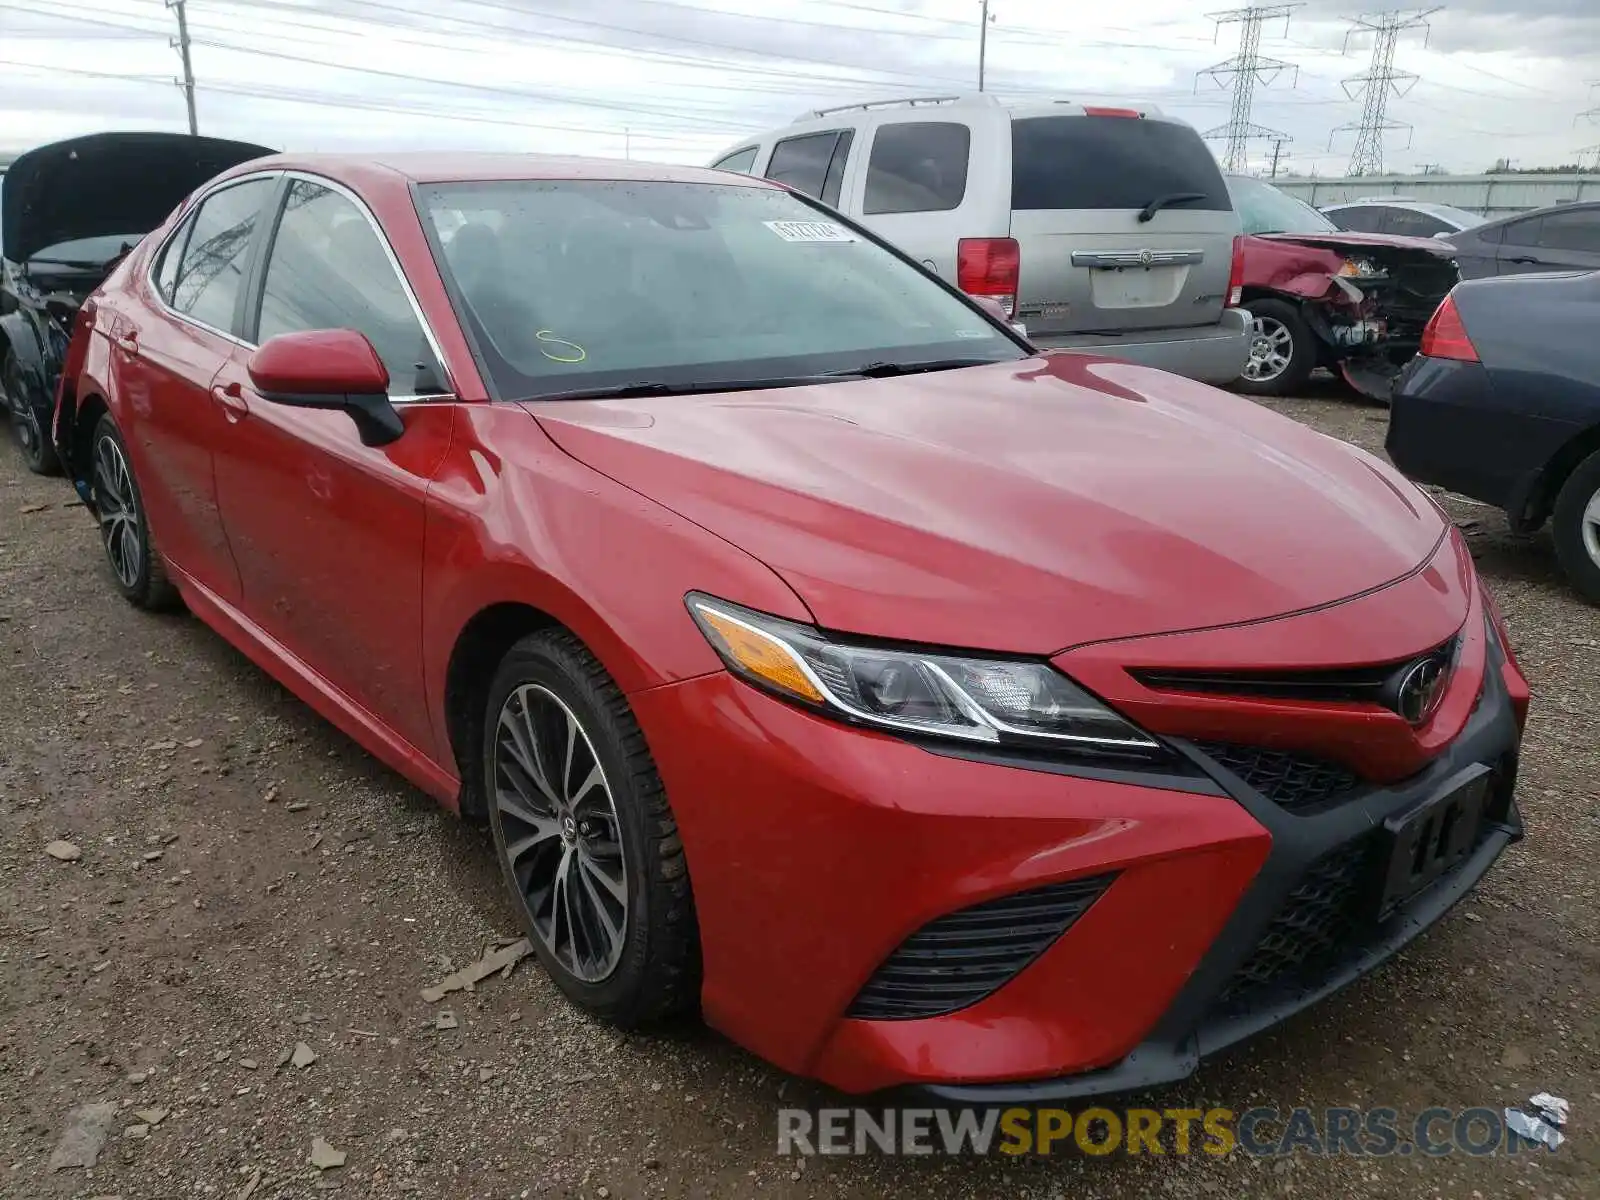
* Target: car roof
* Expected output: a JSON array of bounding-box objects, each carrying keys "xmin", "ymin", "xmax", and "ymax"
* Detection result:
[{"xmin": 217, "ymin": 151, "xmax": 774, "ymax": 189}]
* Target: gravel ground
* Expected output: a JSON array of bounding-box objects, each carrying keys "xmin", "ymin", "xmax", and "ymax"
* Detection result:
[{"xmin": 1, "ymin": 381, "xmax": 1596, "ymax": 1200}]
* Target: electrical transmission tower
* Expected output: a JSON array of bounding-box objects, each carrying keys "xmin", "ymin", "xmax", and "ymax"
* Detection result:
[
  {"xmin": 1576, "ymin": 81, "xmax": 1600, "ymax": 170},
  {"xmin": 1333, "ymin": 7, "xmax": 1440, "ymax": 177},
  {"xmin": 1196, "ymin": 4, "xmax": 1302, "ymax": 174}
]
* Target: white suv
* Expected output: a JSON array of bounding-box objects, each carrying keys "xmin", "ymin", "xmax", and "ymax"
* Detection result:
[{"xmin": 711, "ymin": 94, "xmax": 1251, "ymax": 384}]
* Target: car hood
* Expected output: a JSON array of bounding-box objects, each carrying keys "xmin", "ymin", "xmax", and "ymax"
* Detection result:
[
  {"xmin": 1, "ymin": 132, "xmax": 275, "ymax": 265},
  {"xmin": 525, "ymin": 354, "xmax": 1447, "ymax": 653},
  {"xmin": 1255, "ymin": 230, "xmax": 1455, "ymax": 258}
]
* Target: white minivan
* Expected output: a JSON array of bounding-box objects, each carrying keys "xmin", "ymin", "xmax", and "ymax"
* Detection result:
[{"xmin": 711, "ymin": 94, "xmax": 1252, "ymax": 385}]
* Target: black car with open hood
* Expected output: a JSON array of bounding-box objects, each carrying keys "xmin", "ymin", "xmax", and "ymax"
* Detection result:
[{"xmin": 1, "ymin": 131, "xmax": 273, "ymax": 474}]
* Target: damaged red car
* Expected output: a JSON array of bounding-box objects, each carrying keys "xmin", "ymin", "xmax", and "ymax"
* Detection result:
[
  {"xmin": 51, "ymin": 152, "xmax": 1527, "ymax": 1102},
  {"xmin": 1226, "ymin": 173, "xmax": 1460, "ymax": 401}
]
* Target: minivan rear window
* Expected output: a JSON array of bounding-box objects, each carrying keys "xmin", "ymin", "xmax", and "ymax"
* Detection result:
[{"xmin": 1010, "ymin": 116, "xmax": 1230, "ymax": 212}]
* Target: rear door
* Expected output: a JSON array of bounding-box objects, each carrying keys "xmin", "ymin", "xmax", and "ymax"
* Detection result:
[
  {"xmin": 1498, "ymin": 206, "xmax": 1600, "ymax": 275},
  {"xmin": 1007, "ymin": 113, "xmax": 1238, "ymax": 337},
  {"xmin": 1449, "ymin": 221, "xmax": 1501, "ymax": 280},
  {"xmin": 849, "ymin": 117, "xmax": 985, "ymax": 283}
]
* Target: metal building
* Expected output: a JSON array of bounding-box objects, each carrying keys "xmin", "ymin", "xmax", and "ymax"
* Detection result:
[{"xmin": 1271, "ymin": 173, "xmax": 1600, "ymax": 218}]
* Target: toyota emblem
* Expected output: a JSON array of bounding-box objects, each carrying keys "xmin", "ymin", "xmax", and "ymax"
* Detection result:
[{"xmin": 1395, "ymin": 657, "xmax": 1447, "ymax": 724}]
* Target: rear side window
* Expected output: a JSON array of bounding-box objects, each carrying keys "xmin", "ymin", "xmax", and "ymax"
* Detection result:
[
  {"xmin": 169, "ymin": 178, "xmax": 274, "ymax": 332},
  {"xmin": 1535, "ymin": 208, "xmax": 1600, "ymax": 254},
  {"xmin": 713, "ymin": 147, "xmax": 758, "ymax": 174},
  {"xmin": 1328, "ymin": 206, "xmax": 1388, "ymax": 234},
  {"xmin": 765, "ymin": 131, "xmax": 852, "ymax": 206},
  {"xmin": 1010, "ymin": 116, "xmax": 1229, "ymax": 212},
  {"xmin": 864, "ymin": 122, "xmax": 971, "ymax": 215}
]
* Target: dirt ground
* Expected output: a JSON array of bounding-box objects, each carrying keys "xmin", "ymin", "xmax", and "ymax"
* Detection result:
[{"xmin": 1, "ymin": 381, "xmax": 1596, "ymax": 1200}]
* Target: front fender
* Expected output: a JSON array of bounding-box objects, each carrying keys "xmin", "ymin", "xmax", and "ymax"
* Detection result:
[{"xmin": 419, "ymin": 402, "xmax": 816, "ymax": 781}]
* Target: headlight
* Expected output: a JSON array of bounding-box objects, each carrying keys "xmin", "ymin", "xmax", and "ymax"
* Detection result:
[
  {"xmin": 686, "ymin": 593, "xmax": 1163, "ymax": 758},
  {"xmin": 1338, "ymin": 257, "xmax": 1381, "ymax": 278}
]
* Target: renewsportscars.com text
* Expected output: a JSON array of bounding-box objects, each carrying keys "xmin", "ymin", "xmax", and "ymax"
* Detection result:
[{"xmin": 777, "ymin": 1106, "xmax": 1562, "ymax": 1158}]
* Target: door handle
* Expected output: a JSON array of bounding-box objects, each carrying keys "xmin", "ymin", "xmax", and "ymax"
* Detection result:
[
  {"xmin": 211, "ymin": 382, "xmax": 250, "ymax": 419},
  {"xmin": 1504, "ymin": 255, "xmax": 1539, "ymax": 265},
  {"xmin": 115, "ymin": 331, "xmax": 140, "ymax": 355}
]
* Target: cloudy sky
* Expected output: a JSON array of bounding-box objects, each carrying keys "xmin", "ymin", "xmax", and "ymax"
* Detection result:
[{"xmin": 0, "ymin": 0, "xmax": 1595, "ymax": 175}]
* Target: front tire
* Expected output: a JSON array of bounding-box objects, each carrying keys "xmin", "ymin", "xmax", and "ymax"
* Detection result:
[
  {"xmin": 482, "ymin": 628, "xmax": 699, "ymax": 1027},
  {"xmin": 1551, "ymin": 448, "xmax": 1600, "ymax": 605},
  {"xmin": 2, "ymin": 349, "xmax": 61, "ymax": 476},
  {"xmin": 1234, "ymin": 298, "xmax": 1316, "ymax": 397},
  {"xmin": 90, "ymin": 413, "xmax": 180, "ymax": 610}
]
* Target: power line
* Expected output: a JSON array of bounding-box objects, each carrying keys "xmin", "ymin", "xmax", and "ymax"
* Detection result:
[
  {"xmin": 1332, "ymin": 7, "xmax": 1441, "ymax": 177},
  {"xmin": 1196, "ymin": 4, "xmax": 1302, "ymax": 173}
]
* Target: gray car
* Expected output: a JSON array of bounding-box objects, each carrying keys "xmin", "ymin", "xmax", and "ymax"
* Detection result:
[
  {"xmin": 710, "ymin": 94, "xmax": 1250, "ymax": 385},
  {"xmin": 1321, "ymin": 197, "xmax": 1483, "ymax": 239},
  {"xmin": 1442, "ymin": 200, "xmax": 1600, "ymax": 281}
]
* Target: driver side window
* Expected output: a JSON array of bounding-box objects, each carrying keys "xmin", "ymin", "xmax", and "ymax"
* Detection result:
[{"xmin": 256, "ymin": 179, "xmax": 444, "ymax": 396}]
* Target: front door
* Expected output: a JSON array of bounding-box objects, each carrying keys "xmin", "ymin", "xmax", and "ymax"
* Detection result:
[{"xmin": 209, "ymin": 176, "xmax": 455, "ymax": 760}]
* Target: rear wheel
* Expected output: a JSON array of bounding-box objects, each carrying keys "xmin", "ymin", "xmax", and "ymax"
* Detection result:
[
  {"xmin": 2, "ymin": 349, "xmax": 61, "ymax": 476},
  {"xmin": 1551, "ymin": 449, "xmax": 1600, "ymax": 605},
  {"xmin": 1235, "ymin": 298, "xmax": 1316, "ymax": 397},
  {"xmin": 482, "ymin": 628, "xmax": 699, "ymax": 1027},
  {"xmin": 90, "ymin": 413, "xmax": 180, "ymax": 610}
]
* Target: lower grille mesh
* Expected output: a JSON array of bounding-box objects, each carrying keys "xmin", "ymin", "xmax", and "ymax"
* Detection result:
[
  {"xmin": 846, "ymin": 874, "xmax": 1115, "ymax": 1021},
  {"xmin": 1195, "ymin": 742, "xmax": 1361, "ymax": 813},
  {"xmin": 1215, "ymin": 837, "xmax": 1377, "ymax": 1009}
]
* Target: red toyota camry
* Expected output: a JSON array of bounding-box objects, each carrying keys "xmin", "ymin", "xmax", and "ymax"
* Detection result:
[{"xmin": 52, "ymin": 152, "xmax": 1529, "ymax": 1102}]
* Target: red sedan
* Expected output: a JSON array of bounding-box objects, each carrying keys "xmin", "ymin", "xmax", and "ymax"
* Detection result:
[{"xmin": 52, "ymin": 153, "xmax": 1529, "ymax": 1102}]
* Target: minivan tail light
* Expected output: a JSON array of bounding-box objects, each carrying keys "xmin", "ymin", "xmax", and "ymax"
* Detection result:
[
  {"xmin": 1419, "ymin": 293, "xmax": 1478, "ymax": 361},
  {"xmin": 957, "ymin": 237, "xmax": 1020, "ymax": 319},
  {"xmin": 1082, "ymin": 106, "xmax": 1142, "ymax": 118},
  {"xmin": 1227, "ymin": 235, "xmax": 1245, "ymax": 307}
]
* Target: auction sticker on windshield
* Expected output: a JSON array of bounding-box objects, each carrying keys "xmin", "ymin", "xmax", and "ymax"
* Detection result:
[{"xmin": 764, "ymin": 220, "xmax": 857, "ymax": 243}]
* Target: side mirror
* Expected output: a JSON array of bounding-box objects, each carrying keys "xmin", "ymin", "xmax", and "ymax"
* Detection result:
[{"xmin": 246, "ymin": 328, "xmax": 403, "ymax": 446}]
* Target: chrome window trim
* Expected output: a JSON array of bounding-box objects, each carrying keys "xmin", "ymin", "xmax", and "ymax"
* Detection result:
[{"xmin": 146, "ymin": 167, "xmax": 458, "ymax": 406}]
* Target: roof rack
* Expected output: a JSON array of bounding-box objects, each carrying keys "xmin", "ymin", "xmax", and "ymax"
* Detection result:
[{"xmin": 792, "ymin": 93, "xmax": 1000, "ymax": 122}]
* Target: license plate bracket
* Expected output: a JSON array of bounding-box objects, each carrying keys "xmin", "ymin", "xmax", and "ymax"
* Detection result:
[{"xmin": 1377, "ymin": 765, "xmax": 1492, "ymax": 919}]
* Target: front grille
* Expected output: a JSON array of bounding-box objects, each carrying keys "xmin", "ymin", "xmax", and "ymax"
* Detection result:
[
  {"xmin": 1194, "ymin": 742, "xmax": 1360, "ymax": 813},
  {"xmin": 1215, "ymin": 836, "xmax": 1378, "ymax": 1009},
  {"xmin": 1132, "ymin": 635, "xmax": 1461, "ymax": 722},
  {"xmin": 846, "ymin": 874, "xmax": 1115, "ymax": 1021}
]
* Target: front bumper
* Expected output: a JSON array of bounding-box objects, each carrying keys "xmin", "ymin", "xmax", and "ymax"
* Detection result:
[
  {"xmin": 1026, "ymin": 306, "xmax": 1252, "ymax": 385},
  {"xmin": 631, "ymin": 584, "xmax": 1526, "ymax": 1099}
]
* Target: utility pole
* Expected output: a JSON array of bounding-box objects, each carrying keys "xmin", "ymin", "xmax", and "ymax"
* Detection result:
[
  {"xmin": 167, "ymin": 0, "xmax": 198, "ymax": 135},
  {"xmin": 977, "ymin": 0, "xmax": 994, "ymax": 92},
  {"xmin": 624, "ymin": 127, "xmax": 632, "ymax": 160},
  {"xmin": 1267, "ymin": 137, "xmax": 1290, "ymax": 177},
  {"xmin": 1196, "ymin": 5, "xmax": 1301, "ymax": 174},
  {"xmin": 1333, "ymin": 7, "xmax": 1441, "ymax": 177}
]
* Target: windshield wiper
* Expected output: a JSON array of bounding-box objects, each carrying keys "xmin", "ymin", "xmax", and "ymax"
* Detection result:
[
  {"xmin": 527, "ymin": 376, "xmax": 843, "ymax": 402},
  {"xmin": 823, "ymin": 357, "xmax": 1000, "ymax": 378},
  {"xmin": 1136, "ymin": 191, "xmax": 1208, "ymax": 223}
]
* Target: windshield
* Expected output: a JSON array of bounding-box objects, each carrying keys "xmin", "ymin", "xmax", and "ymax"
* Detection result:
[
  {"xmin": 417, "ymin": 179, "xmax": 1025, "ymax": 400},
  {"xmin": 1226, "ymin": 175, "xmax": 1338, "ymax": 236}
]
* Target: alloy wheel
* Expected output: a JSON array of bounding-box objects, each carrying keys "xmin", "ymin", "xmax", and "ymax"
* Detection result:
[
  {"xmin": 94, "ymin": 434, "xmax": 142, "ymax": 588},
  {"xmin": 493, "ymin": 683, "xmax": 629, "ymax": 982},
  {"xmin": 1243, "ymin": 315, "xmax": 1293, "ymax": 382},
  {"xmin": 1583, "ymin": 486, "xmax": 1600, "ymax": 570}
]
